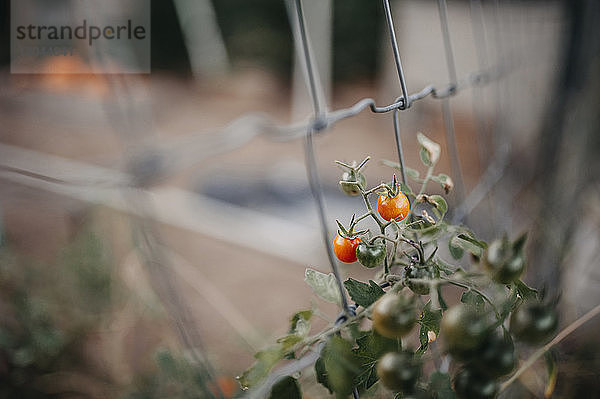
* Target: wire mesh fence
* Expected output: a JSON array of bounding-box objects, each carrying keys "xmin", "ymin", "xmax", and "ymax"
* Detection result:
[{"xmin": 2, "ymin": 0, "xmax": 599, "ymax": 398}]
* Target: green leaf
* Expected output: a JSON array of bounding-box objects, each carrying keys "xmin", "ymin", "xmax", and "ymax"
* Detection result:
[
  {"xmin": 448, "ymin": 236, "xmax": 464, "ymax": 260},
  {"xmin": 277, "ymin": 310, "xmax": 314, "ymax": 351},
  {"xmin": 407, "ymin": 222, "xmax": 447, "ymax": 240},
  {"xmin": 241, "ymin": 310, "xmax": 314, "ymax": 389},
  {"xmin": 515, "ymin": 279, "xmax": 538, "ymax": 300},
  {"xmin": 353, "ymin": 330, "xmax": 401, "ymax": 391},
  {"xmin": 322, "ymin": 336, "xmax": 361, "ymax": 398},
  {"xmin": 450, "ymin": 233, "xmax": 486, "ymax": 258},
  {"xmin": 417, "ymin": 132, "xmax": 441, "ymax": 166},
  {"xmin": 499, "ymin": 288, "xmax": 520, "ymax": 320},
  {"xmin": 276, "ymin": 334, "xmax": 302, "ymax": 352},
  {"xmin": 457, "ymin": 233, "xmax": 488, "ymax": 250},
  {"xmin": 269, "ymin": 376, "xmax": 302, "ymax": 399},
  {"xmin": 343, "ymin": 279, "xmax": 385, "ymax": 308},
  {"xmin": 432, "ymin": 173, "xmax": 454, "ymax": 194},
  {"xmin": 406, "ymin": 167, "xmax": 420, "ymax": 180},
  {"xmin": 427, "ymin": 195, "xmax": 448, "ymax": 220},
  {"xmin": 305, "ymin": 268, "xmax": 342, "ymax": 305},
  {"xmin": 315, "ymin": 356, "xmax": 333, "ymax": 394},
  {"xmin": 381, "ymin": 160, "xmax": 419, "ymax": 181},
  {"xmin": 433, "ymin": 257, "xmax": 457, "ymax": 275},
  {"xmin": 429, "ymin": 371, "xmax": 457, "ymax": 399},
  {"xmin": 238, "ymin": 345, "xmax": 286, "ymax": 389},
  {"xmin": 460, "ymin": 290, "xmax": 485, "ymax": 311},
  {"xmin": 289, "ymin": 310, "xmax": 313, "ymax": 334},
  {"xmin": 381, "ymin": 159, "xmax": 401, "ymax": 169},
  {"xmin": 417, "ymin": 302, "xmax": 442, "ymax": 354},
  {"xmin": 437, "ymin": 285, "xmax": 448, "ymax": 311}
]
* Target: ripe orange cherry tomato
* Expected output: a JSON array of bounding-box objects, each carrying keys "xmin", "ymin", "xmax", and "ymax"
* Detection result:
[
  {"xmin": 377, "ymin": 192, "xmax": 410, "ymax": 221},
  {"xmin": 333, "ymin": 234, "xmax": 361, "ymax": 263}
]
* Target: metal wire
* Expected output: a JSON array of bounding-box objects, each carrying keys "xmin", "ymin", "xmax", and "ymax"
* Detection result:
[
  {"xmin": 437, "ymin": 0, "xmax": 466, "ymax": 204},
  {"xmin": 0, "ymin": 1, "xmax": 523, "ymax": 397},
  {"xmin": 382, "ymin": 0, "xmax": 410, "ymax": 108},
  {"xmin": 289, "ymin": 0, "xmax": 351, "ymax": 315}
]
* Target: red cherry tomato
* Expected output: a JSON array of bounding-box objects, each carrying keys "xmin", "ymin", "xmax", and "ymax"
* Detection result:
[
  {"xmin": 377, "ymin": 192, "xmax": 410, "ymax": 221},
  {"xmin": 333, "ymin": 234, "xmax": 361, "ymax": 263}
]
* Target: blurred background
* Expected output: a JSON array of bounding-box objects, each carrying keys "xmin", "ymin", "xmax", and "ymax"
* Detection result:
[{"xmin": 0, "ymin": 0, "xmax": 599, "ymax": 398}]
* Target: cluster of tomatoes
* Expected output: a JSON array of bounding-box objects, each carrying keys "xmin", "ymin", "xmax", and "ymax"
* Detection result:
[
  {"xmin": 372, "ymin": 294, "xmax": 423, "ymax": 396},
  {"xmin": 327, "ymin": 160, "xmax": 559, "ymax": 399},
  {"xmin": 333, "ymin": 166, "xmax": 410, "ymax": 266},
  {"xmin": 444, "ymin": 297, "xmax": 558, "ymax": 399},
  {"xmin": 367, "ymin": 273, "xmax": 558, "ymax": 398}
]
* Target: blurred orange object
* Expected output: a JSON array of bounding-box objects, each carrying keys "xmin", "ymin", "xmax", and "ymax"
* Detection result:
[
  {"xmin": 39, "ymin": 56, "xmax": 109, "ymax": 97},
  {"xmin": 211, "ymin": 376, "xmax": 239, "ymax": 398},
  {"xmin": 11, "ymin": 55, "xmax": 110, "ymax": 98}
]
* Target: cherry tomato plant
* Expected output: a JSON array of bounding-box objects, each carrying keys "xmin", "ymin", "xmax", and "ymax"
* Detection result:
[{"xmin": 239, "ymin": 133, "xmax": 559, "ymax": 399}]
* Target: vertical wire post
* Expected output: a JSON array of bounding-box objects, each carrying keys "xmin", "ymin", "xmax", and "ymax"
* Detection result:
[
  {"xmin": 382, "ymin": 0, "xmax": 410, "ymax": 182},
  {"xmin": 291, "ymin": 0, "xmax": 351, "ymax": 314},
  {"xmin": 294, "ymin": 0, "xmax": 325, "ymax": 117},
  {"xmin": 382, "ymin": 0, "xmax": 410, "ymax": 108},
  {"xmin": 437, "ymin": 0, "xmax": 466, "ymax": 203},
  {"xmin": 393, "ymin": 109, "xmax": 408, "ymax": 185}
]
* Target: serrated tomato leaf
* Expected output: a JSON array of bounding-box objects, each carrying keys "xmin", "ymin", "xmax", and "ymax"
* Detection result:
[
  {"xmin": 240, "ymin": 310, "xmax": 313, "ymax": 388},
  {"xmin": 238, "ymin": 345, "xmax": 286, "ymax": 389},
  {"xmin": 315, "ymin": 356, "xmax": 333, "ymax": 394},
  {"xmin": 353, "ymin": 330, "xmax": 401, "ymax": 391},
  {"xmin": 344, "ymin": 279, "xmax": 385, "ymax": 308},
  {"xmin": 515, "ymin": 279, "xmax": 538, "ymax": 300},
  {"xmin": 460, "ymin": 290, "xmax": 485, "ymax": 311},
  {"xmin": 417, "ymin": 302, "xmax": 442, "ymax": 354},
  {"xmin": 322, "ymin": 336, "xmax": 361, "ymax": 398},
  {"xmin": 448, "ymin": 236, "xmax": 465, "ymax": 260},
  {"xmin": 305, "ymin": 268, "xmax": 342, "ymax": 305}
]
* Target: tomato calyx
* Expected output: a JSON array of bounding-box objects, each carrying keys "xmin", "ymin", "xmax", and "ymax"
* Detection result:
[
  {"xmin": 404, "ymin": 263, "xmax": 437, "ymax": 295},
  {"xmin": 335, "ymin": 157, "xmax": 370, "ymax": 196},
  {"xmin": 335, "ymin": 215, "xmax": 368, "ymax": 239}
]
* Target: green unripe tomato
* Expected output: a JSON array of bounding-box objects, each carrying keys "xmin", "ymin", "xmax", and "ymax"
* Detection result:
[
  {"xmin": 484, "ymin": 237, "xmax": 525, "ymax": 284},
  {"xmin": 376, "ymin": 351, "xmax": 422, "ymax": 393},
  {"xmin": 509, "ymin": 300, "xmax": 558, "ymax": 345},
  {"xmin": 339, "ymin": 170, "xmax": 366, "ymax": 196},
  {"xmin": 372, "ymin": 294, "xmax": 417, "ymax": 339},
  {"xmin": 453, "ymin": 368, "xmax": 499, "ymax": 399},
  {"xmin": 356, "ymin": 242, "xmax": 386, "ymax": 268},
  {"xmin": 441, "ymin": 304, "xmax": 490, "ymax": 358},
  {"xmin": 404, "ymin": 265, "xmax": 436, "ymax": 295},
  {"xmin": 475, "ymin": 333, "xmax": 516, "ymax": 377}
]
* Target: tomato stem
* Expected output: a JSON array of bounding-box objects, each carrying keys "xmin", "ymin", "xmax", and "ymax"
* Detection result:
[{"xmin": 439, "ymin": 276, "xmax": 501, "ymax": 319}]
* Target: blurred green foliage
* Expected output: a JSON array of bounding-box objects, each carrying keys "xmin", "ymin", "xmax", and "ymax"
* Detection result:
[
  {"xmin": 212, "ymin": 0, "xmax": 382, "ymax": 82},
  {"xmin": 0, "ymin": 228, "xmax": 232, "ymax": 398},
  {"xmin": 126, "ymin": 349, "xmax": 233, "ymax": 399},
  {"xmin": 212, "ymin": 0, "xmax": 293, "ymax": 77},
  {"xmin": 0, "ymin": 231, "xmax": 114, "ymax": 398},
  {"xmin": 332, "ymin": 0, "xmax": 382, "ymax": 82}
]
